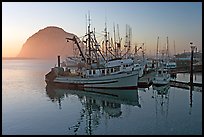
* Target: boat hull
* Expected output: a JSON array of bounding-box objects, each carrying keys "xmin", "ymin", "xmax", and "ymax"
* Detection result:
[
  {"xmin": 47, "ymin": 70, "xmax": 139, "ymax": 90},
  {"xmin": 152, "ymin": 76, "xmax": 170, "ymax": 86}
]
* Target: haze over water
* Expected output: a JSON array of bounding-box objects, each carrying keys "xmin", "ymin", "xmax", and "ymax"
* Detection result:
[{"xmin": 2, "ymin": 60, "xmax": 202, "ymax": 135}]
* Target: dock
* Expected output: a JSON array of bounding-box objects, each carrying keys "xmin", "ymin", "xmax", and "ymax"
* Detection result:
[
  {"xmin": 170, "ymin": 80, "xmax": 202, "ymax": 91},
  {"xmin": 138, "ymin": 71, "xmax": 202, "ymax": 91},
  {"xmin": 170, "ymin": 80, "xmax": 189, "ymax": 89}
]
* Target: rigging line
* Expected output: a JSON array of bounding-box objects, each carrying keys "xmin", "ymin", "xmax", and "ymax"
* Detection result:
[
  {"xmin": 98, "ymin": 39, "xmax": 104, "ymax": 44},
  {"xmin": 95, "ymin": 35, "xmax": 104, "ymax": 39},
  {"xmin": 94, "ymin": 31, "xmax": 104, "ymax": 35},
  {"xmin": 78, "ymin": 35, "xmax": 87, "ymax": 39}
]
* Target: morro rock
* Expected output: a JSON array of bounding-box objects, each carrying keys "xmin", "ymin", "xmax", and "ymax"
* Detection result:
[{"xmin": 17, "ymin": 26, "xmax": 80, "ymax": 59}]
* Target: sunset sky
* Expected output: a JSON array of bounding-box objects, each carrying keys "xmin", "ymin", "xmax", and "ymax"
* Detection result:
[{"xmin": 2, "ymin": 2, "xmax": 202, "ymax": 57}]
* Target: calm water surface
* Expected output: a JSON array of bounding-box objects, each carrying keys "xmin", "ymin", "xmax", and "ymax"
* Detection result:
[{"xmin": 2, "ymin": 60, "xmax": 202, "ymax": 135}]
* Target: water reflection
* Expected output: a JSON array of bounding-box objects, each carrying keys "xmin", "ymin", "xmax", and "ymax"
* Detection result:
[
  {"xmin": 189, "ymin": 84, "xmax": 193, "ymax": 115},
  {"xmin": 152, "ymin": 84, "xmax": 170, "ymax": 98},
  {"xmin": 152, "ymin": 84, "xmax": 170, "ymax": 121},
  {"xmin": 45, "ymin": 85, "xmax": 141, "ymax": 135}
]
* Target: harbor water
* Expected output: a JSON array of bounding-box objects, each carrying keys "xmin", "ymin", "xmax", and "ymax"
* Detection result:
[{"xmin": 2, "ymin": 60, "xmax": 202, "ymax": 135}]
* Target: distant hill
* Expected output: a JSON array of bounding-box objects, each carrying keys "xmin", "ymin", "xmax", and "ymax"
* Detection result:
[{"xmin": 17, "ymin": 26, "xmax": 81, "ymax": 59}]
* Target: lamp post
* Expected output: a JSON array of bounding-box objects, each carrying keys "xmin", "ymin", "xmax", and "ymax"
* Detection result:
[
  {"xmin": 190, "ymin": 42, "xmax": 196, "ymax": 86},
  {"xmin": 189, "ymin": 42, "xmax": 196, "ymax": 108}
]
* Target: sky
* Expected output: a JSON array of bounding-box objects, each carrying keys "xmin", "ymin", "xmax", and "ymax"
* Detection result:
[{"xmin": 2, "ymin": 2, "xmax": 202, "ymax": 57}]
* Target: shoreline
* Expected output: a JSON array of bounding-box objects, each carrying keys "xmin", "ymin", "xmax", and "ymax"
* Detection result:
[{"xmin": 2, "ymin": 57, "xmax": 55, "ymax": 60}]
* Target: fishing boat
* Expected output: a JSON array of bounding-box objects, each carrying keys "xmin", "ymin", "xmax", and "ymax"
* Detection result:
[
  {"xmin": 45, "ymin": 57, "xmax": 139, "ymax": 90},
  {"xmin": 152, "ymin": 67, "xmax": 170, "ymax": 86},
  {"xmin": 45, "ymin": 15, "xmax": 139, "ymax": 90},
  {"xmin": 152, "ymin": 37, "xmax": 170, "ymax": 86},
  {"xmin": 133, "ymin": 63, "xmax": 144, "ymax": 78}
]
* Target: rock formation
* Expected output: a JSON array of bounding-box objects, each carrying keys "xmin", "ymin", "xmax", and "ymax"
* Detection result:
[{"xmin": 17, "ymin": 26, "xmax": 80, "ymax": 59}]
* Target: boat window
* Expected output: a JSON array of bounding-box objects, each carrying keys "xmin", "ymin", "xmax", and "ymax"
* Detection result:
[
  {"xmin": 111, "ymin": 68, "xmax": 114, "ymax": 73},
  {"xmin": 102, "ymin": 69, "xmax": 105, "ymax": 74},
  {"xmin": 115, "ymin": 67, "xmax": 120, "ymax": 72},
  {"xmin": 158, "ymin": 71, "xmax": 161, "ymax": 74},
  {"xmin": 107, "ymin": 69, "xmax": 109, "ymax": 74},
  {"xmin": 93, "ymin": 70, "xmax": 96, "ymax": 74},
  {"xmin": 89, "ymin": 70, "xmax": 91, "ymax": 75}
]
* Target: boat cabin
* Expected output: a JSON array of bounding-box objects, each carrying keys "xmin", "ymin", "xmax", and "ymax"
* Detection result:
[{"xmin": 85, "ymin": 58, "xmax": 134, "ymax": 77}]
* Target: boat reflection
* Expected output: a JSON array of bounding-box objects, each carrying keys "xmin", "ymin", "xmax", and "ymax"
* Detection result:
[
  {"xmin": 45, "ymin": 85, "xmax": 141, "ymax": 135},
  {"xmin": 152, "ymin": 84, "xmax": 170, "ymax": 97},
  {"xmin": 152, "ymin": 84, "xmax": 170, "ymax": 123}
]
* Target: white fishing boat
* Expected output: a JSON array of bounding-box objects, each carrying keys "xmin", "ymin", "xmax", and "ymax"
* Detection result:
[
  {"xmin": 152, "ymin": 68, "xmax": 170, "ymax": 86},
  {"xmin": 45, "ymin": 15, "xmax": 139, "ymax": 90},
  {"xmin": 133, "ymin": 63, "xmax": 144, "ymax": 78},
  {"xmin": 45, "ymin": 57, "xmax": 139, "ymax": 90},
  {"xmin": 152, "ymin": 36, "xmax": 170, "ymax": 86}
]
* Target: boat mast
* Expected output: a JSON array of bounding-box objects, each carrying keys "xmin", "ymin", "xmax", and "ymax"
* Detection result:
[
  {"xmin": 104, "ymin": 17, "xmax": 108, "ymax": 60},
  {"xmin": 124, "ymin": 24, "xmax": 128, "ymax": 58},
  {"xmin": 166, "ymin": 36, "xmax": 169, "ymax": 59},
  {"xmin": 113, "ymin": 23, "xmax": 117, "ymax": 57},
  {"xmin": 134, "ymin": 43, "xmax": 137, "ymax": 57},
  {"xmin": 156, "ymin": 36, "xmax": 159, "ymax": 69},
  {"xmin": 174, "ymin": 40, "xmax": 176, "ymax": 57},
  {"xmin": 117, "ymin": 24, "xmax": 121, "ymax": 57},
  {"xmin": 142, "ymin": 43, "xmax": 145, "ymax": 62},
  {"xmin": 85, "ymin": 14, "xmax": 87, "ymax": 35},
  {"xmin": 88, "ymin": 11, "xmax": 91, "ymax": 65},
  {"xmin": 128, "ymin": 26, "xmax": 132, "ymax": 58}
]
